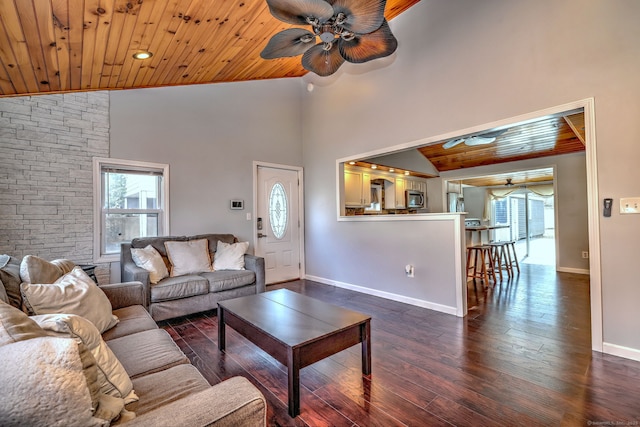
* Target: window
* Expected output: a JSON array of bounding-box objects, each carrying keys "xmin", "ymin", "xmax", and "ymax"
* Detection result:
[
  {"xmin": 93, "ymin": 158, "xmax": 169, "ymax": 262},
  {"xmin": 269, "ymin": 182, "xmax": 287, "ymax": 239}
]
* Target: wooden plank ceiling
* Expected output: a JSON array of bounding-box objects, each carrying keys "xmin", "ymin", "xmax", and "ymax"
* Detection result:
[
  {"xmin": 0, "ymin": 0, "xmax": 419, "ymax": 97},
  {"xmin": 354, "ymin": 112, "xmax": 586, "ymax": 187}
]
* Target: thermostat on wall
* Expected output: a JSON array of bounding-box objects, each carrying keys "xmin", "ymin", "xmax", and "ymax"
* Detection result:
[{"xmin": 230, "ymin": 199, "xmax": 244, "ymax": 210}]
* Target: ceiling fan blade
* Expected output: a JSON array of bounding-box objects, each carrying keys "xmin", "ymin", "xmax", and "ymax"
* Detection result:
[
  {"xmin": 261, "ymin": 29, "xmax": 316, "ymax": 59},
  {"xmin": 302, "ymin": 42, "xmax": 345, "ymax": 76},
  {"xmin": 265, "ymin": 0, "xmax": 334, "ymax": 25},
  {"xmin": 442, "ymin": 138, "xmax": 465, "ymax": 149},
  {"xmin": 338, "ymin": 20, "xmax": 397, "ymax": 63},
  {"xmin": 329, "ymin": 0, "xmax": 386, "ymax": 34},
  {"xmin": 464, "ymin": 136, "xmax": 496, "ymax": 146}
]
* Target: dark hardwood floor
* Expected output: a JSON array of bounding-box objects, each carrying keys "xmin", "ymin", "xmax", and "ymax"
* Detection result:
[{"xmin": 159, "ymin": 264, "xmax": 640, "ymax": 426}]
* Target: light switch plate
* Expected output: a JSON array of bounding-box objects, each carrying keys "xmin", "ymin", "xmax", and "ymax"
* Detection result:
[{"xmin": 620, "ymin": 197, "xmax": 640, "ymax": 214}]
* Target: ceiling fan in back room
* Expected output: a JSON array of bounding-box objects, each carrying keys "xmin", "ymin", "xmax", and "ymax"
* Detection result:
[
  {"xmin": 442, "ymin": 129, "xmax": 509, "ymax": 149},
  {"xmin": 260, "ymin": 0, "xmax": 398, "ymax": 76}
]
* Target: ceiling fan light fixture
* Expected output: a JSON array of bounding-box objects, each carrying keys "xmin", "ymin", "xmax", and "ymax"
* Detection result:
[
  {"xmin": 442, "ymin": 138, "xmax": 465, "ymax": 149},
  {"xmin": 464, "ymin": 136, "xmax": 496, "ymax": 146},
  {"xmin": 261, "ymin": 0, "xmax": 397, "ymax": 76}
]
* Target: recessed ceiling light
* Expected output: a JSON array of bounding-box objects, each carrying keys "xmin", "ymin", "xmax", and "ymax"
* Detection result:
[
  {"xmin": 371, "ymin": 165, "xmax": 378, "ymax": 169},
  {"xmin": 133, "ymin": 51, "xmax": 153, "ymax": 60},
  {"xmin": 404, "ymin": 171, "xmax": 410, "ymax": 176},
  {"xmin": 349, "ymin": 161, "xmax": 356, "ymax": 165},
  {"xmin": 389, "ymin": 168, "xmax": 395, "ymax": 173}
]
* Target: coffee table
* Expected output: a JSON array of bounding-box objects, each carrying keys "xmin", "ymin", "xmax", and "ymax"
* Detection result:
[{"xmin": 217, "ymin": 288, "xmax": 371, "ymax": 417}]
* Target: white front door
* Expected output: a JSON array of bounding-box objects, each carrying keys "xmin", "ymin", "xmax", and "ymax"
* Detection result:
[{"xmin": 255, "ymin": 164, "xmax": 302, "ymax": 284}]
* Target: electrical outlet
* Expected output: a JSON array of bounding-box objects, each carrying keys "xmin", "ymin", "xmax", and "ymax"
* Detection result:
[
  {"xmin": 582, "ymin": 251, "xmax": 589, "ymax": 259},
  {"xmin": 405, "ymin": 264, "xmax": 414, "ymax": 278},
  {"xmin": 620, "ymin": 197, "xmax": 640, "ymax": 214}
]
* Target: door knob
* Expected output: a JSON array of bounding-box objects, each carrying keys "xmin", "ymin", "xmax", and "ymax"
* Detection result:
[{"xmin": 257, "ymin": 233, "xmax": 267, "ymax": 238}]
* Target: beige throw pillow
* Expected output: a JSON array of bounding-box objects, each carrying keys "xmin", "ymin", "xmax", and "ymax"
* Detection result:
[
  {"xmin": 131, "ymin": 245, "xmax": 169, "ymax": 284},
  {"xmin": 20, "ymin": 267, "xmax": 118, "ymax": 333},
  {"xmin": 213, "ymin": 241, "xmax": 249, "ymax": 270},
  {"xmin": 33, "ymin": 313, "xmax": 138, "ymax": 404},
  {"xmin": 20, "ymin": 255, "xmax": 76, "ymax": 284},
  {"xmin": 165, "ymin": 239, "xmax": 213, "ymax": 277},
  {"xmin": 0, "ymin": 336, "xmax": 110, "ymax": 427}
]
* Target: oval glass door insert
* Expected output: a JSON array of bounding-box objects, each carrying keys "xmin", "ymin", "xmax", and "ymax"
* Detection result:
[{"xmin": 269, "ymin": 182, "xmax": 288, "ymax": 239}]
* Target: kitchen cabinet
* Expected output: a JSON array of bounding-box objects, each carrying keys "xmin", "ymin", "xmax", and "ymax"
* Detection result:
[
  {"xmin": 344, "ymin": 169, "xmax": 371, "ymax": 207},
  {"xmin": 395, "ymin": 178, "xmax": 406, "ymax": 208}
]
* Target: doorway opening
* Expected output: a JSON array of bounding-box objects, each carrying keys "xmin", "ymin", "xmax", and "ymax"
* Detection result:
[{"xmin": 491, "ymin": 188, "xmax": 556, "ymax": 266}]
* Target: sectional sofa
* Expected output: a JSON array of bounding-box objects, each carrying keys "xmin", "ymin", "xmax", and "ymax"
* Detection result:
[{"xmin": 0, "ymin": 254, "xmax": 267, "ymax": 426}]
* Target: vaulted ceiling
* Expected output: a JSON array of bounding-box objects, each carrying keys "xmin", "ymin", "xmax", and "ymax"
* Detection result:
[
  {"xmin": 353, "ymin": 112, "xmax": 586, "ymax": 187},
  {"xmin": 0, "ymin": 0, "xmax": 419, "ymax": 97}
]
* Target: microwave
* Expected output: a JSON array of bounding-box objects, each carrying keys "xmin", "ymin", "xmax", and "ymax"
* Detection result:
[{"xmin": 405, "ymin": 190, "xmax": 425, "ymax": 209}]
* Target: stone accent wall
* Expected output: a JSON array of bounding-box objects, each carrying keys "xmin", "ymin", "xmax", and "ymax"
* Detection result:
[{"xmin": 0, "ymin": 92, "xmax": 111, "ymax": 283}]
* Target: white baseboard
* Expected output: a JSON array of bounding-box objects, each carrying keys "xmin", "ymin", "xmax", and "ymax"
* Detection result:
[
  {"xmin": 556, "ymin": 267, "xmax": 590, "ymax": 275},
  {"xmin": 304, "ymin": 274, "xmax": 458, "ymax": 316},
  {"xmin": 603, "ymin": 342, "xmax": 640, "ymax": 362}
]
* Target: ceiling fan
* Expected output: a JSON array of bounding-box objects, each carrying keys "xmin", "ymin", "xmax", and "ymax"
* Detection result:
[
  {"xmin": 505, "ymin": 178, "xmax": 515, "ymax": 186},
  {"xmin": 442, "ymin": 129, "xmax": 508, "ymax": 150},
  {"xmin": 260, "ymin": 0, "xmax": 398, "ymax": 77}
]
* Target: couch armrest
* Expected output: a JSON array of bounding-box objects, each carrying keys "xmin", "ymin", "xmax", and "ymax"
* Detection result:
[
  {"xmin": 124, "ymin": 377, "xmax": 266, "ymax": 427},
  {"xmin": 99, "ymin": 281, "xmax": 148, "ymax": 310},
  {"xmin": 244, "ymin": 254, "xmax": 265, "ymax": 293}
]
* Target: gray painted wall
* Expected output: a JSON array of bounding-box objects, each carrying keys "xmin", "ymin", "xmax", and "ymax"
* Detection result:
[
  {"xmin": 301, "ymin": 0, "xmax": 640, "ymax": 352},
  {"xmin": 109, "ymin": 79, "xmax": 304, "ymax": 245}
]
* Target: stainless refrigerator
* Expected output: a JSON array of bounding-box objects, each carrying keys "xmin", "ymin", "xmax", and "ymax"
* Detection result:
[{"xmin": 447, "ymin": 192, "xmax": 465, "ymax": 213}]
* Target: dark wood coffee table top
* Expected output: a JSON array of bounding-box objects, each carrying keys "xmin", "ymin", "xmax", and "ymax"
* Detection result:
[
  {"xmin": 217, "ymin": 288, "xmax": 371, "ymax": 417},
  {"xmin": 218, "ymin": 288, "xmax": 370, "ymax": 346}
]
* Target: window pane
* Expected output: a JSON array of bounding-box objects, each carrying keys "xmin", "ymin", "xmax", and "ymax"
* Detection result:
[
  {"xmin": 105, "ymin": 173, "xmax": 160, "ymax": 210},
  {"xmin": 104, "ymin": 213, "xmax": 159, "ymax": 254},
  {"xmin": 269, "ymin": 182, "xmax": 288, "ymax": 239}
]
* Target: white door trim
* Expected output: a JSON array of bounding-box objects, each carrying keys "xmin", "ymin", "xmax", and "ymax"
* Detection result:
[{"xmin": 253, "ymin": 161, "xmax": 305, "ymax": 281}]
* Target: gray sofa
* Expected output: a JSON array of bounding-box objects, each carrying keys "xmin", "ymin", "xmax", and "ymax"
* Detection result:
[
  {"xmin": 0, "ymin": 255, "xmax": 267, "ymax": 426},
  {"xmin": 121, "ymin": 234, "xmax": 265, "ymax": 321}
]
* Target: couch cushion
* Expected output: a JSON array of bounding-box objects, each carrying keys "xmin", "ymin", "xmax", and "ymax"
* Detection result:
[
  {"xmin": 0, "ymin": 255, "xmax": 22, "ymax": 308},
  {"xmin": 121, "ymin": 364, "xmax": 210, "ymax": 418},
  {"xmin": 200, "ymin": 270, "xmax": 256, "ymax": 292},
  {"xmin": 106, "ymin": 329, "xmax": 189, "ymax": 379},
  {"xmin": 151, "ymin": 274, "xmax": 209, "ymax": 302},
  {"xmin": 102, "ymin": 305, "xmax": 158, "ymax": 342}
]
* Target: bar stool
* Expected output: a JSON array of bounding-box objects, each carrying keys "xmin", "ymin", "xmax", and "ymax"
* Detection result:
[
  {"xmin": 488, "ymin": 242, "xmax": 511, "ymax": 279},
  {"xmin": 466, "ymin": 245, "xmax": 497, "ymax": 285},
  {"xmin": 503, "ymin": 241, "xmax": 520, "ymax": 274}
]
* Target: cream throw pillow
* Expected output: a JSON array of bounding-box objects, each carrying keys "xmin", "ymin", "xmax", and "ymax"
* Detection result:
[
  {"xmin": 20, "ymin": 267, "xmax": 118, "ymax": 333},
  {"xmin": 20, "ymin": 255, "xmax": 76, "ymax": 284},
  {"xmin": 131, "ymin": 245, "xmax": 169, "ymax": 284},
  {"xmin": 213, "ymin": 241, "xmax": 249, "ymax": 270},
  {"xmin": 164, "ymin": 239, "xmax": 213, "ymax": 277},
  {"xmin": 33, "ymin": 313, "xmax": 138, "ymax": 404},
  {"xmin": 0, "ymin": 336, "xmax": 110, "ymax": 427}
]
